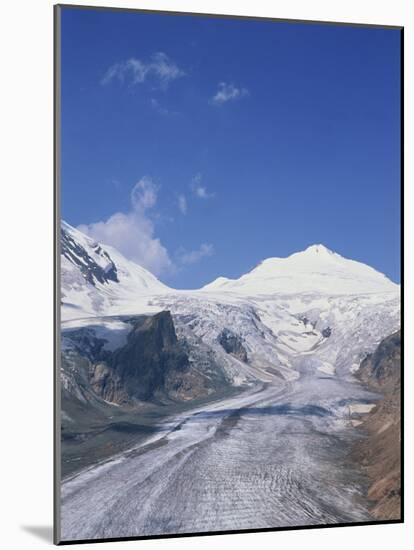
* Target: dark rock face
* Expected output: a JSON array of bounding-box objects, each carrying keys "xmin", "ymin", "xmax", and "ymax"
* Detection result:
[
  {"xmin": 89, "ymin": 362, "xmax": 128, "ymax": 405},
  {"xmin": 106, "ymin": 312, "xmax": 190, "ymax": 403},
  {"xmin": 298, "ymin": 316, "xmax": 317, "ymax": 329},
  {"xmin": 322, "ymin": 327, "xmax": 332, "ymax": 338},
  {"xmin": 358, "ymin": 330, "xmax": 401, "ymax": 389},
  {"xmin": 218, "ymin": 329, "xmax": 248, "ymax": 362},
  {"xmin": 60, "ymin": 311, "xmax": 233, "ymax": 477},
  {"xmin": 353, "ymin": 330, "xmax": 401, "ymax": 520},
  {"xmin": 61, "ymin": 226, "xmax": 119, "ymax": 286},
  {"xmin": 62, "ymin": 311, "xmax": 217, "ymax": 407}
]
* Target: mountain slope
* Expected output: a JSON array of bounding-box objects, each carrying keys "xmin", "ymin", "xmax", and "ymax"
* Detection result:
[
  {"xmin": 353, "ymin": 330, "xmax": 401, "ymax": 519},
  {"xmin": 61, "ymin": 222, "xmax": 400, "ymax": 382},
  {"xmin": 61, "ymin": 221, "xmax": 170, "ymax": 320},
  {"xmin": 202, "ymin": 244, "xmax": 398, "ymax": 295}
]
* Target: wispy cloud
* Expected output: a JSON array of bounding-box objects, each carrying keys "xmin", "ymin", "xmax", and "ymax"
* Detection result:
[
  {"xmin": 190, "ymin": 173, "xmax": 215, "ymax": 199},
  {"xmin": 150, "ymin": 98, "xmax": 170, "ymax": 115},
  {"xmin": 177, "ymin": 243, "xmax": 215, "ymax": 265},
  {"xmin": 210, "ymin": 82, "xmax": 249, "ymax": 105},
  {"xmin": 78, "ymin": 177, "xmax": 173, "ymax": 276},
  {"xmin": 101, "ymin": 52, "xmax": 185, "ymax": 89},
  {"xmin": 178, "ymin": 194, "xmax": 187, "ymax": 214}
]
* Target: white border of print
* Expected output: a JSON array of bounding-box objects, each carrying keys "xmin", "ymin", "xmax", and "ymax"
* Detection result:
[{"xmin": 1, "ymin": 1, "xmax": 411, "ymax": 549}]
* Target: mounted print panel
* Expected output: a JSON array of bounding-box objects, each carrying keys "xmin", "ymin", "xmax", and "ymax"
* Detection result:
[{"xmin": 54, "ymin": 5, "xmax": 403, "ymax": 544}]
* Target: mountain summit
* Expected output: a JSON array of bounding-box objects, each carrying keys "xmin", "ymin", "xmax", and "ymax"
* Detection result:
[
  {"xmin": 303, "ymin": 244, "xmax": 335, "ymax": 254},
  {"xmin": 202, "ymin": 245, "xmax": 398, "ymax": 296}
]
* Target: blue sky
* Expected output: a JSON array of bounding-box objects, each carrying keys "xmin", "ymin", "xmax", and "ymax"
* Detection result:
[{"xmin": 60, "ymin": 7, "xmax": 401, "ymax": 288}]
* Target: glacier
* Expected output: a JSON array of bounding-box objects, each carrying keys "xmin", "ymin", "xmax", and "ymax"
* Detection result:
[{"xmin": 59, "ymin": 221, "xmax": 400, "ymax": 540}]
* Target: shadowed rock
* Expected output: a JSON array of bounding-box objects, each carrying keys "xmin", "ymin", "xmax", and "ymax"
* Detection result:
[
  {"xmin": 61, "ymin": 226, "xmax": 119, "ymax": 286},
  {"xmin": 353, "ymin": 330, "xmax": 401, "ymax": 520},
  {"xmin": 218, "ymin": 328, "xmax": 248, "ymax": 362}
]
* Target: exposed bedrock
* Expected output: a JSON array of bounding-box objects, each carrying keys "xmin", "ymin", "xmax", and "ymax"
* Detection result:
[
  {"xmin": 62, "ymin": 311, "xmax": 228, "ymax": 409},
  {"xmin": 353, "ymin": 330, "xmax": 401, "ymax": 520},
  {"xmin": 218, "ymin": 328, "xmax": 248, "ymax": 362}
]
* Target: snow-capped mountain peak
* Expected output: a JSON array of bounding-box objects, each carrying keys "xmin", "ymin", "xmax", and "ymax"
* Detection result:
[
  {"xmin": 60, "ymin": 225, "xmax": 400, "ymax": 383},
  {"xmin": 202, "ymin": 244, "xmax": 398, "ymax": 296},
  {"xmin": 303, "ymin": 243, "xmax": 335, "ymax": 255},
  {"xmin": 61, "ymin": 221, "xmax": 170, "ymax": 320}
]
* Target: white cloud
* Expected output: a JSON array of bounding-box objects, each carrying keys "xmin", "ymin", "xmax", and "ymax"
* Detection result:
[
  {"xmin": 101, "ymin": 52, "xmax": 185, "ymax": 89},
  {"xmin": 194, "ymin": 186, "xmax": 212, "ymax": 199},
  {"xmin": 177, "ymin": 243, "xmax": 215, "ymax": 265},
  {"xmin": 210, "ymin": 82, "xmax": 249, "ymax": 105},
  {"xmin": 130, "ymin": 177, "xmax": 157, "ymax": 210},
  {"xmin": 77, "ymin": 177, "xmax": 173, "ymax": 276},
  {"xmin": 190, "ymin": 173, "xmax": 215, "ymax": 199},
  {"xmin": 178, "ymin": 194, "xmax": 187, "ymax": 214}
]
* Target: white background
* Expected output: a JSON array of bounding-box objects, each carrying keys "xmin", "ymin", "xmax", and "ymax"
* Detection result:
[{"xmin": 0, "ymin": 0, "xmax": 411, "ymax": 548}]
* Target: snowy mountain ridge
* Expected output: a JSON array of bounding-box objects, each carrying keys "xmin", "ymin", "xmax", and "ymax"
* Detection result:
[
  {"xmin": 202, "ymin": 243, "xmax": 398, "ymax": 296},
  {"xmin": 61, "ymin": 221, "xmax": 171, "ymax": 320},
  {"xmin": 60, "ymin": 221, "xmax": 400, "ymax": 384}
]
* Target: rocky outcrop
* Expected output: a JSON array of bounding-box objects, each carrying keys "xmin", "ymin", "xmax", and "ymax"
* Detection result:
[
  {"xmin": 61, "ymin": 225, "xmax": 119, "ymax": 286},
  {"xmin": 357, "ymin": 331, "xmax": 401, "ymax": 390},
  {"xmin": 61, "ymin": 311, "xmax": 236, "ymax": 476},
  {"xmin": 62, "ymin": 311, "xmax": 224, "ymax": 407},
  {"xmin": 322, "ymin": 327, "xmax": 332, "ymax": 338},
  {"xmin": 353, "ymin": 330, "xmax": 401, "ymax": 520},
  {"xmin": 103, "ymin": 311, "xmax": 192, "ymax": 403},
  {"xmin": 218, "ymin": 328, "xmax": 248, "ymax": 362},
  {"xmin": 89, "ymin": 362, "xmax": 128, "ymax": 405}
]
